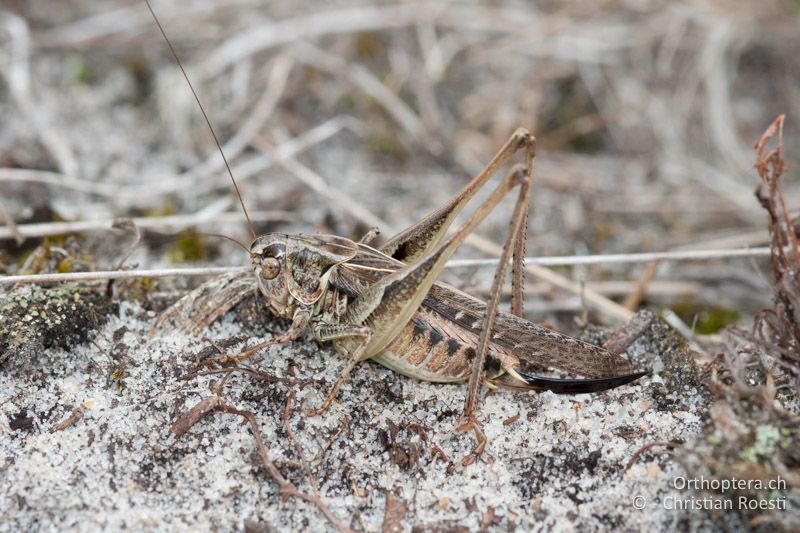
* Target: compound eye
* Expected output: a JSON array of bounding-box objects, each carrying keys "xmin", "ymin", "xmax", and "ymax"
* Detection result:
[{"xmin": 261, "ymin": 256, "xmax": 281, "ymax": 280}]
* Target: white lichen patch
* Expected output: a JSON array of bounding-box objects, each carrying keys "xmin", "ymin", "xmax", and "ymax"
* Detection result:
[{"xmin": 1, "ymin": 301, "xmax": 709, "ymax": 531}]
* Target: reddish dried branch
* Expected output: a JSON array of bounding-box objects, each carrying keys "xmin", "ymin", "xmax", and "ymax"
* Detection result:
[
  {"xmin": 171, "ymin": 395, "xmax": 222, "ymax": 438},
  {"xmin": 751, "ymin": 115, "xmax": 800, "ymax": 382},
  {"xmin": 755, "ymin": 115, "xmax": 798, "ymax": 263},
  {"xmin": 171, "ymin": 396, "xmax": 356, "ymax": 533},
  {"xmin": 623, "ymin": 440, "xmax": 681, "ymax": 475},
  {"xmin": 216, "ymin": 403, "xmax": 358, "ymax": 533}
]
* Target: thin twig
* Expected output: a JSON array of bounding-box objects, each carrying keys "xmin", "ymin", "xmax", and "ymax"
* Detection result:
[
  {"xmin": 196, "ymin": 3, "xmax": 536, "ymax": 81},
  {"xmin": 675, "ymin": 229, "xmax": 769, "ymax": 250},
  {"xmin": 579, "ymin": 277, "xmax": 590, "ymax": 326},
  {"xmin": 661, "ymin": 309, "xmax": 716, "ymax": 352},
  {"xmin": 465, "ymin": 232, "xmax": 636, "ymax": 322},
  {"xmin": 0, "ymin": 168, "xmax": 117, "ymax": 197},
  {"xmin": 170, "ymin": 116, "xmax": 357, "ymax": 198},
  {"xmin": 271, "ymin": 153, "xmax": 390, "ymax": 230},
  {"xmin": 0, "ymin": 267, "xmax": 247, "ymax": 286},
  {"xmin": 444, "ymin": 247, "xmax": 771, "ymax": 268},
  {"xmin": 215, "ymin": 403, "xmax": 358, "ymax": 533},
  {"xmin": 1, "ymin": 14, "xmax": 78, "ymax": 177},
  {"xmin": 36, "ymin": 1, "xmax": 253, "ymax": 47},
  {"xmin": 178, "ymin": 54, "xmax": 294, "ymax": 186},
  {"xmin": 484, "ymin": 280, "xmax": 702, "ymax": 298},
  {"xmin": 623, "ymin": 440, "xmax": 681, "ymax": 475},
  {"xmin": 289, "ymin": 42, "xmax": 425, "ymax": 138},
  {"xmin": 623, "ymin": 261, "xmax": 658, "ymax": 311},
  {"xmin": 106, "ymin": 218, "xmax": 142, "ymax": 298},
  {"xmin": 0, "ymin": 247, "xmax": 772, "ymax": 286},
  {"xmin": 0, "ymin": 118, "xmax": 350, "ymax": 201}
]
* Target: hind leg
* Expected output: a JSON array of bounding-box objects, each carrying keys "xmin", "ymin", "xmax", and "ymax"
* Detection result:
[
  {"xmin": 380, "ymin": 128, "xmax": 535, "ymax": 265},
  {"xmin": 456, "ymin": 163, "xmax": 533, "ymax": 465}
]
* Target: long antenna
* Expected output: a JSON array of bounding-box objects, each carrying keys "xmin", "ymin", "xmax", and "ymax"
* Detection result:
[
  {"xmin": 144, "ymin": 0, "xmax": 256, "ymax": 241},
  {"xmin": 202, "ymin": 232, "xmax": 250, "ymax": 252}
]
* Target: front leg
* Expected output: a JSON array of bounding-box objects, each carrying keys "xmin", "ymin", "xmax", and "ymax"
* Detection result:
[
  {"xmin": 192, "ymin": 308, "xmax": 310, "ymax": 371},
  {"xmin": 305, "ymin": 324, "xmax": 372, "ymax": 416}
]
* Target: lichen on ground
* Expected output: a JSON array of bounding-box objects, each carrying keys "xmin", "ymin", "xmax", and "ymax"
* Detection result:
[{"xmin": 0, "ymin": 283, "xmax": 112, "ymax": 366}]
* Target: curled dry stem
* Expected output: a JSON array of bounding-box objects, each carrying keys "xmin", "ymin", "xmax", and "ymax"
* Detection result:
[
  {"xmin": 623, "ymin": 440, "xmax": 682, "ymax": 475},
  {"xmin": 170, "ymin": 396, "xmax": 357, "ymax": 532},
  {"xmin": 216, "ymin": 403, "xmax": 358, "ymax": 533},
  {"xmin": 106, "ymin": 218, "xmax": 141, "ymax": 298}
]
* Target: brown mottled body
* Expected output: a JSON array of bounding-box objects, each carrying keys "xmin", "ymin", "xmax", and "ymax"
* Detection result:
[
  {"xmin": 144, "ymin": 0, "xmax": 647, "ymax": 509},
  {"xmin": 161, "ymin": 129, "xmax": 647, "ymax": 457},
  {"xmin": 372, "ymin": 309, "xmax": 478, "ymax": 383},
  {"xmin": 320, "ymin": 243, "xmax": 636, "ymax": 386}
]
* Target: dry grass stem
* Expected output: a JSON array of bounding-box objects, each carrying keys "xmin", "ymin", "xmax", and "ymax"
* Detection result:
[
  {"xmin": 0, "ymin": 247, "xmax": 772, "ymax": 287},
  {"xmin": 0, "ymin": 211, "xmax": 294, "ymax": 241}
]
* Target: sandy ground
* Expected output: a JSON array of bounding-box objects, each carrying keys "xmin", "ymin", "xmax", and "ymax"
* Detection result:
[{"xmin": 0, "ymin": 281, "xmax": 723, "ymax": 532}]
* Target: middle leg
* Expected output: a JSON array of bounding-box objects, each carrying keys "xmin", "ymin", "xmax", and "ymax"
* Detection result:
[
  {"xmin": 305, "ymin": 324, "xmax": 372, "ymax": 416},
  {"xmin": 191, "ymin": 308, "xmax": 311, "ymax": 371}
]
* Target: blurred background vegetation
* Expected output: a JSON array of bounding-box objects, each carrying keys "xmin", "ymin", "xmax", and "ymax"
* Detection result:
[{"xmin": 1, "ymin": 0, "xmax": 799, "ymax": 333}]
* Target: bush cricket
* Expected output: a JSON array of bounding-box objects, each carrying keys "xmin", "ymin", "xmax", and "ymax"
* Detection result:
[{"xmin": 145, "ymin": 2, "xmax": 648, "ymax": 461}]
